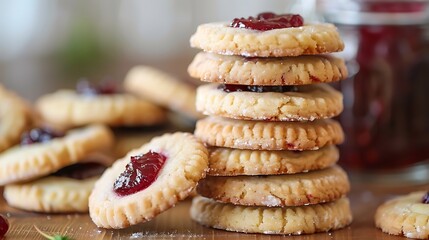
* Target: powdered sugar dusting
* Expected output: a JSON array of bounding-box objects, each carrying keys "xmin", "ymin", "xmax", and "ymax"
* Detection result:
[{"xmin": 262, "ymin": 195, "xmax": 281, "ymax": 207}]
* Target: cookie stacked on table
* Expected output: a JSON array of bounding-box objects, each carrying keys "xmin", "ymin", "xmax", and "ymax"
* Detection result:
[
  {"xmin": 188, "ymin": 13, "xmax": 353, "ymax": 235},
  {"xmin": 0, "ymin": 78, "xmax": 167, "ymax": 213},
  {"xmin": 0, "ymin": 70, "xmax": 203, "ymax": 220},
  {"xmin": 0, "ymin": 82, "xmax": 126, "ymax": 213}
]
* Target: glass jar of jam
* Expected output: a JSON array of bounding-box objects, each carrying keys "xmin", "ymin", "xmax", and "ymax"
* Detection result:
[{"xmin": 320, "ymin": 0, "xmax": 429, "ymax": 171}]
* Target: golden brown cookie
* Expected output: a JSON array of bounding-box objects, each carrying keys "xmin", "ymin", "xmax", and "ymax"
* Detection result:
[
  {"xmin": 3, "ymin": 152, "xmax": 114, "ymax": 213},
  {"xmin": 191, "ymin": 196, "xmax": 352, "ymax": 235},
  {"xmin": 89, "ymin": 132, "xmax": 208, "ymax": 229},
  {"xmin": 0, "ymin": 124, "xmax": 114, "ymax": 186},
  {"xmin": 4, "ymin": 176, "xmax": 99, "ymax": 213},
  {"xmin": 196, "ymin": 83, "xmax": 343, "ymax": 121},
  {"xmin": 195, "ymin": 116, "xmax": 344, "ymax": 150},
  {"xmin": 190, "ymin": 22, "xmax": 344, "ymax": 57},
  {"xmin": 124, "ymin": 66, "xmax": 203, "ymax": 120},
  {"xmin": 36, "ymin": 90, "xmax": 166, "ymax": 128},
  {"xmin": 0, "ymin": 85, "xmax": 32, "ymax": 152},
  {"xmin": 188, "ymin": 52, "xmax": 348, "ymax": 85},
  {"xmin": 375, "ymin": 191, "xmax": 429, "ymax": 239},
  {"xmin": 208, "ymin": 145, "xmax": 339, "ymax": 176},
  {"xmin": 197, "ymin": 165, "xmax": 349, "ymax": 207}
]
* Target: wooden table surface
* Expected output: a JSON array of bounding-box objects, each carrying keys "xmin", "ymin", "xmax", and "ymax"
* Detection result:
[{"xmin": 1, "ymin": 179, "xmax": 428, "ymax": 240}]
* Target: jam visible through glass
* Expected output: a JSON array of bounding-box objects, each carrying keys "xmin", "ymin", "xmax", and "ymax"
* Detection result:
[
  {"xmin": 218, "ymin": 84, "xmax": 298, "ymax": 93},
  {"xmin": 20, "ymin": 127, "xmax": 64, "ymax": 145},
  {"xmin": 53, "ymin": 162, "xmax": 107, "ymax": 180},
  {"xmin": 113, "ymin": 151, "xmax": 167, "ymax": 196},
  {"xmin": 230, "ymin": 12, "xmax": 303, "ymax": 31},
  {"xmin": 76, "ymin": 79, "xmax": 118, "ymax": 96},
  {"xmin": 338, "ymin": 23, "xmax": 429, "ymax": 170}
]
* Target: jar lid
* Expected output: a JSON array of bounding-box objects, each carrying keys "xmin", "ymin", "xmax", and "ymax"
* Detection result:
[{"xmin": 320, "ymin": 0, "xmax": 429, "ymax": 25}]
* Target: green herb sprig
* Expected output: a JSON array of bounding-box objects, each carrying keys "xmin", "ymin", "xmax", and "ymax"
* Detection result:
[{"xmin": 34, "ymin": 225, "xmax": 71, "ymax": 240}]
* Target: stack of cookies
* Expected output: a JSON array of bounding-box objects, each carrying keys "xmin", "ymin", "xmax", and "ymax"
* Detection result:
[{"xmin": 188, "ymin": 13, "xmax": 353, "ymax": 235}]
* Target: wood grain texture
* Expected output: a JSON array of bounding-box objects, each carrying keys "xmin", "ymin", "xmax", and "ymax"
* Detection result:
[{"xmin": 1, "ymin": 182, "xmax": 428, "ymax": 240}]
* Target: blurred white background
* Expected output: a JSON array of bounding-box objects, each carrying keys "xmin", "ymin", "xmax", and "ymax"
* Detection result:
[{"xmin": 0, "ymin": 0, "xmax": 318, "ymax": 100}]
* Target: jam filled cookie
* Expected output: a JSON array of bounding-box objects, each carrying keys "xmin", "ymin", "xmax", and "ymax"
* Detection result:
[
  {"xmin": 3, "ymin": 154, "xmax": 114, "ymax": 213},
  {"xmin": 188, "ymin": 52, "xmax": 348, "ymax": 85},
  {"xmin": 0, "ymin": 124, "xmax": 114, "ymax": 186},
  {"xmin": 375, "ymin": 191, "xmax": 429, "ymax": 239},
  {"xmin": 0, "ymin": 85, "xmax": 32, "ymax": 152},
  {"xmin": 89, "ymin": 132, "xmax": 208, "ymax": 229},
  {"xmin": 208, "ymin": 145, "xmax": 338, "ymax": 176},
  {"xmin": 196, "ymin": 83, "xmax": 343, "ymax": 121},
  {"xmin": 191, "ymin": 196, "xmax": 352, "ymax": 235},
  {"xmin": 36, "ymin": 81, "xmax": 166, "ymax": 129},
  {"xmin": 197, "ymin": 165, "xmax": 349, "ymax": 207},
  {"xmin": 190, "ymin": 13, "xmax": 344, "ymax": 57},
  {"xmin": 195, "ymin": 116, "xmax": 344, "ymax": 151},
  {"xmin": 124, "ymin": 66, "xmax": 203, "ymax": 120},
  {"xmin": 5, "ymin": 176, "xmax": 99, "ymax": 213}
]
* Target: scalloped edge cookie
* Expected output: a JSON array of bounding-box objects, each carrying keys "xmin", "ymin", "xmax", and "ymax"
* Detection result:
[
  {"xmin": 4, "ymin": 176, "xmax": 99, "ymax": 213},
  {"xmin": 207, "ymin": 145, "xmax": 339, "ymax": 176},
  {"xmin": 191, "ymin": 196, "xmax": 352, "ymax": 235},
  {"xmin": 36, "ymin": 90, "xmax": 166, "ymax": 128},
  {"xmin": 195, "ymin": 116, "xmax": 344, "ymax": 150},
  {"xmin": 197, "ymin": 165, "xmax": 349, "ymax": 207},
  {"xmin": 196, "ymin": 83, "xmax": 343, "ymax": 121},
  {"xmin": 375, "ymin": 191, "xmax": 429, "ymax": 239},
  {"xmin": 0, "ymin": 124, "xmax": 114, "ymax": 186},
  {"xmin": 4, "ymin": 152, "xmax": 114, "ymax": 213},
  {"xmin": 188, "ymin": 52, "xmax": 348, "ymax": 85},
  {"xmin": 0, "ymin": 84, "xmax": 33, "ymax": 152},
  {"xmin": 190, "ymin": 22, "xmax": 344, "ymax": 57},
  {"xmin": 89, "ymin": 132, "xmax": 208, "ymax": 229},
  {"xmin": 124, "ymin": 66, "xmax": 203, "ymax": 120}
]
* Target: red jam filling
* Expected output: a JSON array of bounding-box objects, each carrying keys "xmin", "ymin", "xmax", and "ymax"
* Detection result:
[
  {"xmin": 422, "ymin": 192, "xmax": 429, "ymax": 204},
  {"xmin": 0, "ymin": 214, "xmax": 8, "ymax": 239},
  {"xmin": 230, "ymin": 12, "xmax": 303, "ymax": 31},
  {"xmin": 53, "ymin": 163, "xmax": 106, "ymax": 180},
  {"xmin": 20, "ymin": 128, "xmax": 64, "ymax": 145},
  {"xmin": 218, "ymin": 84, "xmax": 298, "ymax": 93},
  {"xmin": 76, "ymin": 79, "xmax": 118, "ymax": 96},
  {"xmin": 113, "ymin": 151, "xmax": 167, "ymax": 196}
]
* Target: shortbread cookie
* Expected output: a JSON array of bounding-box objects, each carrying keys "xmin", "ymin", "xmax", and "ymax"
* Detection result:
[
  {"xmin": 3, "ymin": 153, "xmax": 114, "ymax": 213},
  {"xmin": 198, "ymin": 165, "xmax": 349, "ymax": 207},
  {"xmin": 0, "ymin": 124, "xmax": 114, "ymax": 186},
  {"xmin": 195, "ymin": 116, "xmax": 344, "ymax": 150},
  {"xmin": 36, "ymin": 90, "xmax": 166, "ymax": 128},
  {"xmin": 208, "ymin": 145, "xmax": 338, "ymax": 176},
  {"xmin": 191, "ymin": 196, "xmax": 352, "ymax": 235},
  {"xmin": 196, "ymin": 83, "xmax": 343, "ymax": 121},
  {"xmin": 4, "ymin": 176, "xmax": 99, "ymax": 213},
  {"xmin": 190, "ymin": 23, "xmax": 344, "ymax": 57},
  {"xmin": 89, "ymin": 132, "xmax": 208, "ymax": 229},
  {"xmin": 124, "ymin": 66, "xmax": 203, "ymax": 120},
  {"xmin": 0, "ymin": 85, "xmax": 32, "ymax": 152},
  {"xmin": 188, "ymin": 52, "xmax": 348, "ymax": 85},
  {"xmin": 375, "ymin": 191, "xmax": 429, "ymax": 239}
]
